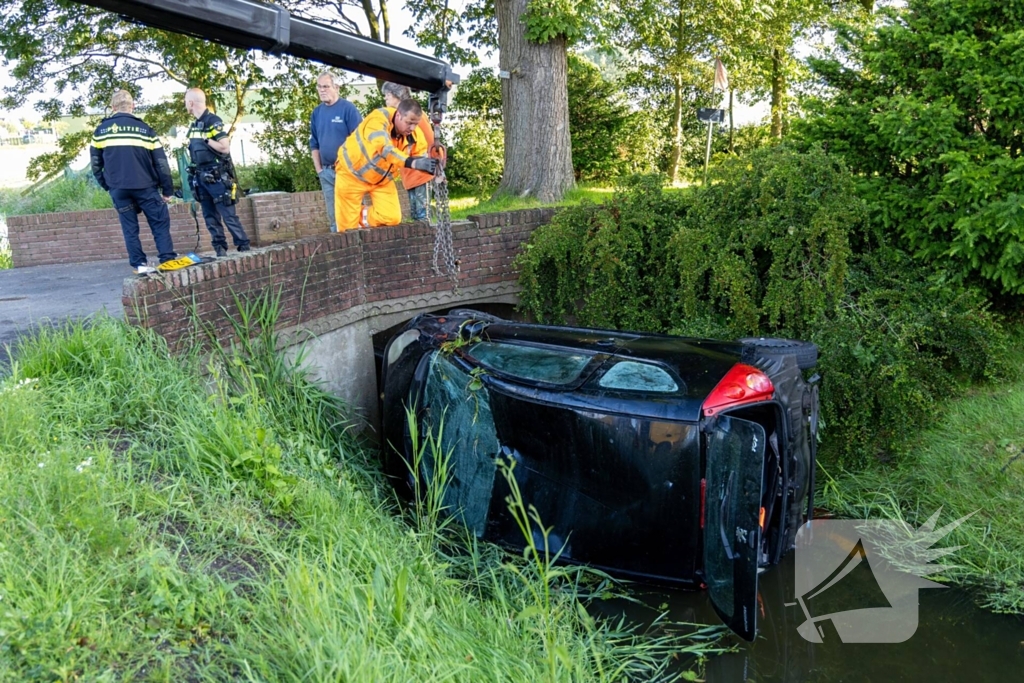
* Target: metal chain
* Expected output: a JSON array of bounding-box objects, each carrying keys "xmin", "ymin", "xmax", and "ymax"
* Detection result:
[{"xmin": 429, "ymin": 125, "xmax": 459, "ymax": 291}]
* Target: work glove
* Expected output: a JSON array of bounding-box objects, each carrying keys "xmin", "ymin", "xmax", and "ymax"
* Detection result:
[{"xmin": 405, "ymin": 156, "xmax": 438, "ymax": 174}]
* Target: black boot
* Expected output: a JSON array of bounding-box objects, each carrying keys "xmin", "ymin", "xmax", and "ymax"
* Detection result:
[{"xmin": 215, "ymin": 245, "xmax": 227, "ymax": 258}]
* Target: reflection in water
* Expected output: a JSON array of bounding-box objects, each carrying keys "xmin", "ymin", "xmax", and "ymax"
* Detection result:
[{"xmin": 594, "ymin": 552, "xmax": 1024, "ymax": 682}]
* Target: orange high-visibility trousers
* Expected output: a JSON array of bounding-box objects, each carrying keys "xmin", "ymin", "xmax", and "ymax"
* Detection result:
[{"xmin": 334, "ymin": 164, "xmax": 402, "ymax": 231}]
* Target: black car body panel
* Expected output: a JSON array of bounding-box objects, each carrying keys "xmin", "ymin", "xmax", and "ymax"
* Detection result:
[{"xmin": 380, "ymin": 311, "xmax": 819, "ymax": 641}]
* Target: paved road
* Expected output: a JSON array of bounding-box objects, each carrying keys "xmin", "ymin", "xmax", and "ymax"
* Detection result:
[{"xmin": 0, "ymin": 260, "xmax": 129, "ymax": 363}]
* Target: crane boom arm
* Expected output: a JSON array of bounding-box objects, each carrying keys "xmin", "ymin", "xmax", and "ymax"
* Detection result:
[{"xmin": 74, "ymin": 0, "xmax": 459, "ymax": 113}]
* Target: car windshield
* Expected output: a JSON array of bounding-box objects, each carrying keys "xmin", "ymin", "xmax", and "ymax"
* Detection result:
[{"xmin": 467, "ymin": 341, "xmax": 593, "ymax": 385}]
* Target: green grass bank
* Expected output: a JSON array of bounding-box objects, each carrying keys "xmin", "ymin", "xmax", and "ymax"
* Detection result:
[
  {"xmin": 818, "ymin": 341, "xmax": 1024, "ymax": 613},
  {"xmin": 0, "ymin": 313, "xmax": 725, "ymax": 682}
]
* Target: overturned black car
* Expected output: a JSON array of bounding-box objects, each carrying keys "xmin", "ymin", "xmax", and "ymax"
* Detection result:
[{"xmin": 380, "ymin": 310, "xmax": 820, "ymax": 641}]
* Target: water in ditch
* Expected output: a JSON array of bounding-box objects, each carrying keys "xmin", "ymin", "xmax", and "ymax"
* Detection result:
[{"xmin": 593, "ymin": 550, "xmax": 1024, "ymax": 682}]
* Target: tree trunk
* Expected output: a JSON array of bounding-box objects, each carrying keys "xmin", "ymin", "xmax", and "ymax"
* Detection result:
[
  {"xmin": 770, "ymin": 47, "xmax": 785, "ymax": 138},
  {"xmin": 665, "ymin": 7, "xmax": 685, "ymax": 183},
  {"xmin": 494, "ymin": 0, "xmax": 574, "ymax": 202},
  {"xmin": 667, "ymin": 74, "xmax": 684, "ymax": 183}
]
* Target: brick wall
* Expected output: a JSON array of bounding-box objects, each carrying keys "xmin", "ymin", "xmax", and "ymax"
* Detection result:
[
  {"xmin": 8, "ymin": 187, "xmax": 417, "ymax": 268},
  {"xmin": 122, "ymin": 208, "xmax": 557, "ymax": 352},
  {"xmin": 6, "ymin": 191, "xmax": 330, "ymax": 268}
]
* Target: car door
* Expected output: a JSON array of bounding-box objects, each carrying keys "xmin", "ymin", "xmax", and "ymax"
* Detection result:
[{"xmin": 703, "ymin": 415, "xmax": 766, "ymax": 641}]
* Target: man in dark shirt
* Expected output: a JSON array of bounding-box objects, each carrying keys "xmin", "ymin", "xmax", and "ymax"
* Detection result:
[
  {"xmin": 309, "ymin": 71, "xmax": 361, "ymax": 232},
  {"xmin": 184, "ymin": 88, "xmax": 250, "ymax": 257},
  {"xmin": 90, "ymin": 89, "xmax": 176, "ymax": 274}
]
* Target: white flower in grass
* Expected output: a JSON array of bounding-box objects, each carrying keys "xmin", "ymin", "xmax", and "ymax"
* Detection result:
[
  {"xmin": 75, "ymin": 457, "xmax": 94, "ymax": 473},
  {"xmin": 37, "ymin": 462, "xmax": 45, "ymax": 468},
  {"xmin": 1, "ymin": 377, "xmax": 39, "ymax": 394}
]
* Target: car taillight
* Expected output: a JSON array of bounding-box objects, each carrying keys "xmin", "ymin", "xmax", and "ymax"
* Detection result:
[{"xmin": 702, "ymin": 363, "xmax": 774, "ymax": 417}]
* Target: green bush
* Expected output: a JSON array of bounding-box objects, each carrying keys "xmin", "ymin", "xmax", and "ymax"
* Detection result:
[
  {"xmin": 800, "ymin": 0, "xmax": 1024, "ymax": 295},
  {"xmin": 815, "ymin": 250, "xmax": 1009, "ymax": 468},
  {"xmin": 249, "ymin": 62, "xmax": 339, "ymax": 195},
  {"xmin": 240, "ymin": 158, "xmax": 319, "ymax": 194},
  {"xmin": 446, "ymin": 118, "xmax": 505, "ymax": 196},
  {"xmin": 516, "ymin": 174, "xmax": 688, "ymax": 330},
  {"xmin": 516, "ymin": 145, "xmax": 1011, "ymax": 468},
  {"xmin": 567, "ymin": 54, "xmax": 631, "ymax": 182},
  {"xmin": 671, "ymin": 143, "xmax": 863, "ymax": 338}
]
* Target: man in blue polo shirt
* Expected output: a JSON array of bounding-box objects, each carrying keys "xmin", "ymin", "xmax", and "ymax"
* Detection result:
[{"xmin": 309, "ymin": 71, "xmax": 361, "ymax": 232}]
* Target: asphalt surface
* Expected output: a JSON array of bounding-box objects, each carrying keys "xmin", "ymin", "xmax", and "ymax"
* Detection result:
[{"xmin": 0, "ymin": 259, "xmax": 129, "ymax": 365}]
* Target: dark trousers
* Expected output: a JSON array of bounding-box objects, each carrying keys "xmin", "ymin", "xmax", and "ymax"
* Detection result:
[
  {"xmin": 110, "ymin": 187, "xmax": 176, "ymax": 267},
  {"xmin": 196, "ymin": 180, "xmax": 250, "ymax": 250}
]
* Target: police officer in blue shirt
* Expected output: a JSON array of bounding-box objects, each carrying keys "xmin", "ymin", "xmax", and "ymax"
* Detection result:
[
  {"xmin": 184, "ymin": 88, "xmax": 250, "ymax": 257},
  {"xmin": 90, "ymin": 89, "xmax": 176, "ymax": 274}
]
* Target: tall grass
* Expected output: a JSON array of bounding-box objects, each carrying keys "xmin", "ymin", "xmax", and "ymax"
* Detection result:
[
  {"xmin": 0, "ymin": 303, "xmax": 723, "ymax": 680},
  {"xmin": 819, "ymin": 335, "xmax": 1024, "ymax": 612},
  {"xmin": 0, "ymin": 176, "xmax": 112, "ymax": 217}
]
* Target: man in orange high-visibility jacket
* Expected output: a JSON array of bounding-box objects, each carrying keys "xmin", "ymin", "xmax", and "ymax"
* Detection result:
[
  {"xmin": 333, "ymin": 99, "xmax": 439, "ymax": 230},
  {"xmin": 381, "ymin": 82, "xmax": 444, "ymax": 221}
]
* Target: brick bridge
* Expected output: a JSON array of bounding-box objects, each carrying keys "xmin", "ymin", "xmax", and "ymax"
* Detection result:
[{"xmin": 7, "ymin": 191, "xmax": 557, "ymax": 430}]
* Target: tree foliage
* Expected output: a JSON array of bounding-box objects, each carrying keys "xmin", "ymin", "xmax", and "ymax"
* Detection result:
[
  {"xmin": 406, "ymin": 0, "xmax": 604, "ymax": 201},
  {"xmin": 0, "ymin": 0, "xmax": 397, "ymax": 181},
  {"xmin": 610, "ymin": 0, "xmax": 856, "ymax": 181},
  {"xmin": 283, "ymin": 0, "xmax": 394, "ymax": 42},
  {"xmin": 566, "ymin": 54, "xmax": 631, "ymax": 181},
  {"xmin": 0, "ymin": 0, "xmax": 273, "ymax": 179},
  {"xmin": 248, "ymin": 57, "xmax": 338, "ymax": 193},
  {"xmin": 446, "ymin": 68, "xmax": 504, "ymax": 194},
  {"xmin": 800, "ymin": 0, "xmax": 1024, "ymax": 295},
  {"xmin": 443, "ymin": 57, "xmax": 636, "ymax": 191}
]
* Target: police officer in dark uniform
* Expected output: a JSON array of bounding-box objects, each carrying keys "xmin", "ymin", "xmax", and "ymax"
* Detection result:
[
  {"xmin": 183, "ymin": 88, "xmax": 250, "ymax": 257},
  {"xmin": 90, "ymin": 89, "xmax": 176, "ymax": 273}
]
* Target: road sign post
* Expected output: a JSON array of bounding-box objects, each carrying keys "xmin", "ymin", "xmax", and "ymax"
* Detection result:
[{"xmin": 697, "ymin": 108, "xmax": 726, "ymax": 185}]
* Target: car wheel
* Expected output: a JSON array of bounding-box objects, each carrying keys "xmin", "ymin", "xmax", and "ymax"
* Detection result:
[{"xmin": 739, "ymin": 337, "xmax": 818, "ymax": 370}]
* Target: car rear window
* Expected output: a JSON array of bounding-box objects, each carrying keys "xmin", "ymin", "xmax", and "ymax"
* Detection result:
[
  {"xmin": 467, "ymin": 341, "xmax": 592, "ymax": 385},
  {"xmin": 598, "ymin": 361, "xmax": 679, "ymax": 392}
]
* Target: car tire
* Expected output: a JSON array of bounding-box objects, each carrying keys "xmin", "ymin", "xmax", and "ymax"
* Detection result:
[{"xmin": 739, "ymin": 336, "xmax": 818, "ymax": 370}]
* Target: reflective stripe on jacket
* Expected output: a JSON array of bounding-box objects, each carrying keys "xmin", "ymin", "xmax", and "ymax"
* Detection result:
[
  {"xmin": 89, "ymin": 112, "xmax": 173, "ymax": 194},
  {"xmin": 187, "ymin": 109, "xmax": 228, "ymax": 167},
  {"xmin": 339, "ymin": 108, "xmax": 423, "ymax": 185}
]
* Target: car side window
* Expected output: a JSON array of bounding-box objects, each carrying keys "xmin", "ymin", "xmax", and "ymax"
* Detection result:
[
  {"xmin": 598, "ymin": 361, "xmax": 679, "ymax": 393},
  {"xmin": 467, "ymin": 341, "xmax": 592, "ymax": 385}
]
